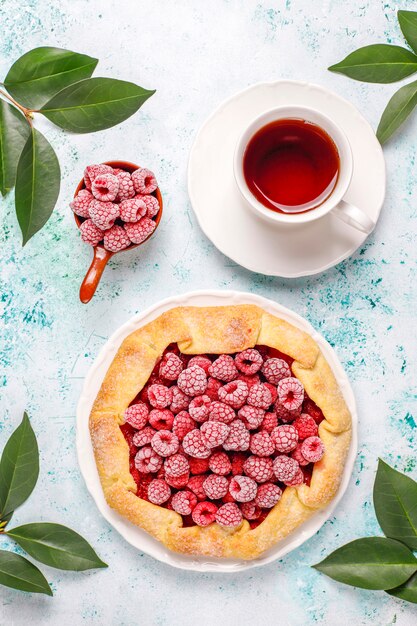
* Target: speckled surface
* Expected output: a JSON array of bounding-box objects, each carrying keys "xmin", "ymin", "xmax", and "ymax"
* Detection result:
[{"xmin": 0, "ymin": 0, "xmax": 416, "ymax": 624}]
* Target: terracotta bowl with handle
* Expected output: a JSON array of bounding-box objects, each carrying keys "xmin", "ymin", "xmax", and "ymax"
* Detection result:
[{"xmin": 73, "ymin": 160, "xmax": 163, "ymax": 304}]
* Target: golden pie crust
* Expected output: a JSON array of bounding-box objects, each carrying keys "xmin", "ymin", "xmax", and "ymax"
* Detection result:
[{"xmin": 89, "ymin": 305, "xmax": 352, "ymax": 560}]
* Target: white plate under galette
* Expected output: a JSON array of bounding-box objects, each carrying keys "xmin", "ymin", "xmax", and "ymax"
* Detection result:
[
  {"xmin": 188, "ymin": 81, "xmax": 386, "ymax": 278},
  {"xmin": 76, "ymin": 291, "xmax": 357, "ymax": 572}
]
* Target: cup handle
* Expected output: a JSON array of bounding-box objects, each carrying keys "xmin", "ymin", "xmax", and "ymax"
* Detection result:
[
  {"xmin": 331, "ymin": 199, "xmax": 375, "ymax": 234},
  {"xmin": 79, "ymin": 247, "xmax": 113, "ymax": 304}
]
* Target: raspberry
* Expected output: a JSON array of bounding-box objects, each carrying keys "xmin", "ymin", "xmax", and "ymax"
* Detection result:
[
  {"xmin": 133, "ymin": 426, "xmax": 156, "ymax": 447},
  {"xmin": 164, "ymin": 453, "xmax": 190, "ymax": 477},
  {"xmin": 147, "ymin": 384, "xmax": 173, "ymax": 409},
  {"xmin": 182, "ymin": 429, "xmax": 211, "ymax": 458},
  {"xmin": 247, "ymin": 383, "xmax": 273, "ymax": 410},
  {"xmin": 139, "ymin": 194, "xmax": 160, "ymax": 218},
  {"xmin": 89, "ymin": 199, "xmax": 119, "ymax": 230},
  {"xmin": 132, "ymin": 167, "xmax": 158, "ymax": 194},
  {"xmin": 261, "ymin": 358, "xmax": 291, "ymax": 384},
  {"xmin": 148, "ymin": 479, "xmax": 171, "ymax": 505},
  {"xmin": 172, "ymin": 411, "xmax": 195, "ymax": 440},
  {"xmin": 208, "ymin": 401, "xmax": 235, "ymax": 424},
  {"xmin": 119, "ymin": 197, "xmax": 147, "ymax": 222},
  {"xmin": 235, "ymin": 349, "xmax": 263, "ymax": 375},
  {"xmin": 271, "ymin": 424, "xmax": 298, "ymax": 453},
  {"xmin": 238, "ymin": 405, "xmax": 265, "ymax": 430},
  {"xmin": 104, "ymin": 224, "xmax": 131, "ymax": 252},
  {"xmin": 261, "ymin": 412, "xmax": 278, "ymax": 433},
  {"xmin": 218, "ymin": 380, "xmax": 248, "ymax": 409},
  {"xmin": 92, "ymin": 173, "xmax": 119, "ymax": 202},
  {"xmin": 301, "ymin": 436, "xmax": 325, "ymax": 462},
  {"xmin": 230, "ymin": 452, "xmax": 246, "ymax": 475},
  {"xmin": 189, "ymin": 395, "xmax": 211, "ymax": 422},
  {"xmin": 291, "ymin": 444, "xmax": 310, "ymax": 466},
  {"xmin": 236, "ymin": 374, "xmax": 260, "ymax": 389},
  {"xmin": 293, "ymin": 414, "xmax": 318, "ymax": 440},
  {"xmin": 165, "ymin": 471, "xmax": 190, "ymax": 489},
  {"xmin": 149, "ymin": 408, "xmax": 174, "ymax": 431},
  {"xmin": 135, "ymin": 446, "xmax": 163, "ymax": 473},
  {"xmin": 274, "ymin": 401, "xmax": 300, "ymax": 423},
  {"xmin": 79, "ymin": 219, "xmax": 104, "ymax": 246},
  {"xmin": 249, "ymin": 431, "xmax": 274, "ymax": 457},
  {"xmin": 264, "ymin": 383, "xmax": 277, "ymax": 404},
  {"xmin": 203, "ymin": 475, "xmax": 229, "ymax": 499},
  {"xmin": 187, "ymin": 475, "xmax": 207, "ymax": 500},
  {"xmin": 223, "ymin": 420, "xmax": 250, "ymax": 451},
  {"xmin": 188, "ymin": 355, "xmax": 212, "ymax": 373},
  {"xmin": 115, "ymin": 170, "xmax": 135, "ymax": 201},
  {"xmin": 84, "ymin": 163, "xmax": 113, "ymax": 190},
  {"xmin": 200, "ymin": 421, "xmax": 230, "ymax": 448},
  {"xmin": 159, "ymin": 353, "xmax": 183, "ymax": 381},
  {"xmin": 243, "ymin": 455, "xmax": 273, "ymax": 483},
  {"xmin": 124, "ymin": 217, "xmax": 156, "ymax": 245},
  {"xmin": 255, "ymin": 483, "xmax": 282, "ymax": 508},
  {"xmin": 277, "ymin": 377, "xmax": 304, "ymax": 411},
  {"xmin": 273, "ymin": 455, "xmax": 299, "ymax": 482},
  {"xmin": 283, "ymin": 467, "xmax": 304, "ymax": 486},
  {"xmin": 70, "ymin": 189, "xmax": 93, "ymax": 218},
  {"xmin": 124, "ymin": 402, "xmax": 149, "ymax": 430},
  {"xmin": 188, "ymin": 457, "xmax": 210, "ymax": 475},
  {"xmin": 151, "ymin": 430, "xmax": 179, "ymax": 457},
  {"xmin": 240, "ymin": 501, "xmax": 262, "ymax": 520},
  {"xmin": 191, "ymin": 501, "xmax": 217, "ymax": 526},
  {"xmin": 208, "ymin": 355, "xmax": 238, "ymax": 382},
  {"xmin": 229, "ymin": 475, "xmax": 257, "ymax": 503},
  {"xmin": 177, "ymin": 365, "xmax": 207, "ymax": 397},
  {"xmin": 171, "ymin": 490, "xmax": 197, "ymax": 515},
  {"xmin": 205, "ymin": 377, "xmax": 222, "ymax": 400},
  {"xmin": 170, "ymin": 386, "xmax": 190, "ymax": 414},
  {"xmin": 209, "ymin": 452, "xmax": 232, "ymax": 475},
  {"xmin": 216, "ymin": 502, "xmax": 242, "ymax": 528}
]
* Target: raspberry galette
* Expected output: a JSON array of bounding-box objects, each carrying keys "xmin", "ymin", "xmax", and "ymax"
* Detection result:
[{"xmin": 90, "ymin": 305, "xmax": 351, "ymax": 559}]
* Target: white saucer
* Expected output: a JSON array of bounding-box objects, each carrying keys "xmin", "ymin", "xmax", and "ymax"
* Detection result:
[
  {"xmin": 76, "ymin": 290, "xmax": 357, "ymax": 572},
  {"xmin": 188, "ymin": 81, "xmax": 386, "ymax": 277}
]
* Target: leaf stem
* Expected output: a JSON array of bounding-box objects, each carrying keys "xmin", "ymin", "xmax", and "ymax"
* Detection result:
[{"xmin": 0, "ymin": 88, "xmax": 34, "ymax": 126}]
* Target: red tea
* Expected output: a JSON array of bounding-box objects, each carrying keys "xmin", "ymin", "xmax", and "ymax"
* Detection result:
[{"xmin": 243, "ymin": 118, "xmax": 339, "ymax": 213}]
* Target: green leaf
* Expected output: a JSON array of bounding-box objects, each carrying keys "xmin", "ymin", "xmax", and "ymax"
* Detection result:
[
  {"xmin": 0, "ymin": 413, "xmax": 39, "ymax": 518},
  {"xmin": 388, "ymin": 571, "xmax": 417, "ymax": 603},
  {"xmin": 328, "ymin": 44, "xmax": 417, "ymax": 83},
  {"xmin": 4, "ymin": 47, "xmax": 98, "ymax": 109},
  {"xmin": 373, "ymin": 459, "xmax": 417, "ymax": 549},
  {"xmin": 377, "ymin": 80, "xmax": 417, "ymax": 144},
  {"xmin": 0, "ymin": 550, "xmax": 52, "ymax": 595},
  {"xmin": 15, "ymin": 127, "xmax": 60, "ymax": 245},
  {"xmin": 313, "ymin": 537, "xmax": 417, "ymax": 590},
  {"xmin": 40, "ymin": 77, "xmax": 155, "ymax": 133},
  {"xmin": 398, "ymin": 10, "xmax": 417, "ymax": 55},
  {"xmin": 0, "ymin": 101, "xmax": 30, "ymax": 196},
  {"xmin": 7, "ymin": 523, "xmax": 107, "ymax": 571}
]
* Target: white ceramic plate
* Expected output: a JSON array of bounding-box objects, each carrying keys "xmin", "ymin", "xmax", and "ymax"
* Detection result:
[
  {"xmin": 188, "ymin": 81, "xmax": 386, "ymax": 277},
  {"xmin": 76, "ymin": 290, "xmax": 358, "ymax": 572}
]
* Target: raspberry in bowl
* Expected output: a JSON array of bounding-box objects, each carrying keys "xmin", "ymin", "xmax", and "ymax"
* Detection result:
[{"xmin": 71, "ymin": 161, "xmax": 163, "ymax": 303}]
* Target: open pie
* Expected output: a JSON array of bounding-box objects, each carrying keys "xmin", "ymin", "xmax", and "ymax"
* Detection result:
[{"xmin": 89, "ymin": 305, "xmax": 351, "ymax": 559}]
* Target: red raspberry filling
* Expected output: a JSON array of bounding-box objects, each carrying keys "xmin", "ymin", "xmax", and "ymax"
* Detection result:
[{"xmin": 120, "ymin": 344, "xmax": 325, "ymax": 528}]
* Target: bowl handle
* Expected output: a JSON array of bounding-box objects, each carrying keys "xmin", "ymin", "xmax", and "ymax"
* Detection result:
[{"xmin": 79, "ymin": 247, "xmax": 113, "ymax": 303}]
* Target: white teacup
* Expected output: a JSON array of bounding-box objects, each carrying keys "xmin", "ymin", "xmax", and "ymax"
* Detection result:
[{"xmin": 233, "ymin": 105, "xmax": 375, "ymax": 234}]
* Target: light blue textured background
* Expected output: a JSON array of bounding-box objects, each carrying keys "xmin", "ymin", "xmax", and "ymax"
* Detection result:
[{"xmin": 1, "ymin": 1, "xmax": 416, "ymax": 624}]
